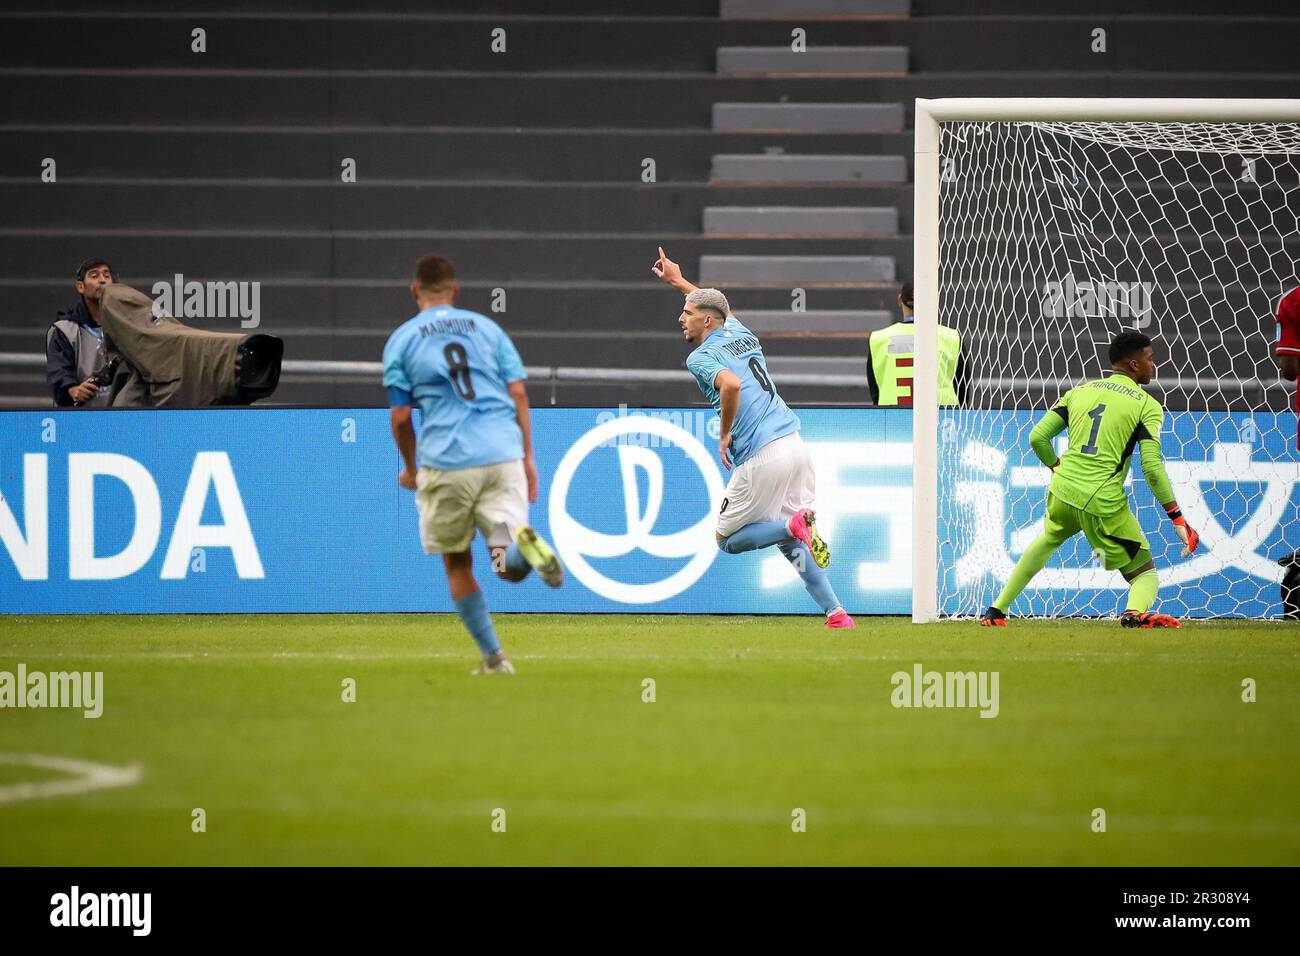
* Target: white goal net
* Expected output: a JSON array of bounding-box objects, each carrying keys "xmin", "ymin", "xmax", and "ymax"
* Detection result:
[{"xmin": 927, "ymin": 111, "xmax": 1300, "ymax": 619}]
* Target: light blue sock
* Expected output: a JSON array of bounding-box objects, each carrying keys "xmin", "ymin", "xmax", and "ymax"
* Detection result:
[
  {"xmin": 718, "ymin": 520, "xmax": 790, "ymax": 554},
  {"xmin": 454, "ymin": 590, "xmax": 501, "ymax": 656},
  {"xmin": 503, "ymin": 542, "xmax": 531, "ymax": 578},
  {"xmin": 778, "ymin": 541, "xmax": 841, "ymax": 615}
]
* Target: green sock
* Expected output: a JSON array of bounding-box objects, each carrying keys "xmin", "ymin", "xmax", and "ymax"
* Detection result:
[
  {"xmin": 992, "ymin": 533, "xmax": 1061, "ymax": 612},
  {"xmin": 1125, "ymin": 569, "xmax": 1159, "ymax": 613}
]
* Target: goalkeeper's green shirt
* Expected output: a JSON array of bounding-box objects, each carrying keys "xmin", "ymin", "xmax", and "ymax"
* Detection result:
[{"xmin": 1028, "ymin": 373, "xmax": 1175, "ymax": 516}]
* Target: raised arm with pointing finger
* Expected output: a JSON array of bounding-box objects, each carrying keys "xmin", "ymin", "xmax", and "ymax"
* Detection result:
[{"xmin": 651, "ymin": 246, "xmax": 699, "ymax": 296}]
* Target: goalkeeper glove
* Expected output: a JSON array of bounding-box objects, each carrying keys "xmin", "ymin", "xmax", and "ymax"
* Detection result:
[{"xmin": 1165, "ymin": 503, "xmax": 1199, "ymax": 558}]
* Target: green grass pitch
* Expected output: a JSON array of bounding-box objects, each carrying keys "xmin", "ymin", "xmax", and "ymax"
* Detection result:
[{"xmin": 1, "ymin": 613, "xmax": 1297, "ymax": 866}]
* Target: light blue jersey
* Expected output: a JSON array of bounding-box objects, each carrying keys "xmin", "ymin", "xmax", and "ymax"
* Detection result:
[
  {"xmin": 685, "ymin": 316, "xmax": 800, "ymax": 468},
  {"xmin": 383, "ymin": 305, "xmax": 527, "ymax": 471}
]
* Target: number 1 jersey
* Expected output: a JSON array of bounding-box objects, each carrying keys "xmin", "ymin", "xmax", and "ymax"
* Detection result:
[
  {"xmin": 382, "ymin": 305, "xmax": 527, "ymax": 471},
  {"xmin": 1039, "ymin": 373, "xmax": 1167, "ymax": 516},
  {"xmin": 686, "ymin": 316, "xmax": 800, "ymax": 468}
]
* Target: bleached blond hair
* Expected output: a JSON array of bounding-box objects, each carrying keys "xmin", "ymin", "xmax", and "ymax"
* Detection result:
[{"xmin": 685, "ymin": 287, "xmax": 731, "ymax": 323}]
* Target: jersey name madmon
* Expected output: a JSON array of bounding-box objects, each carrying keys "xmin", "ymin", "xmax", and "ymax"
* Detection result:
[{"xmin": 383, "ymin": 305, "xmax": 526, "ymax": 471}]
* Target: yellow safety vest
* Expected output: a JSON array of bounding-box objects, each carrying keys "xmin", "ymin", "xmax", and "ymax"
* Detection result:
[{"xmin": 869, "ymin": 321, "xmax": 961, "ymax": 406}]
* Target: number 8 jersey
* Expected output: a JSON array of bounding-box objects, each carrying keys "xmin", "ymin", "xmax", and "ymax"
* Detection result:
[
  {"xmin": 686, "ymin": 316, "xmax": 801, "ymax": 468},
  {"xmin": 383, "ymin": 305, "xmax": 527, "ymax": 470},
  {"xmin": 1031, "ymin": 372, "xmax": 1174, "ymax": 516}
]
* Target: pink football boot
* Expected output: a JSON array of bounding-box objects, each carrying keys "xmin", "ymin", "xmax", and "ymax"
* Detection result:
[{"xmin": 825, "ymin": 608, "xmax": 856, "ymax": 629}]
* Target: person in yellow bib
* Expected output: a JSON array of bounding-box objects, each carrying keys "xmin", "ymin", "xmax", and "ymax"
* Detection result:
[
  {"xmin": 980, "ymin": 331, "xmax": 1200, "ymax": 629},
  {"xmin": 866, "ymin": 281, "xmax": 965, "ymax": 407}
]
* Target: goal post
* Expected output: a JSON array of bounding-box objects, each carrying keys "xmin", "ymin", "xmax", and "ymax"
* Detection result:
[{"xmin": 912, "ymin": 98, "xmax": 1300, "ymax": 623}]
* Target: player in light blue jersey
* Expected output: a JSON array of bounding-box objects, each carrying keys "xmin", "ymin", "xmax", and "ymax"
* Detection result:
[
  {"xmin": 652, "ymin": 248, "xmax": 855, "ymax": 629},
  {"xmin": 384, "ymin": 255, "xmax": 564, "ymax": 675}
]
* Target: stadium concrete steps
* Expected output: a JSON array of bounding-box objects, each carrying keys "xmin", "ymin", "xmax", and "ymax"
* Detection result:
[
  {"xmin": 716, "ymin": 46, "xmax": 908, "ymax": 75},
  {"xmin": 712, "ymin": 102, "xmax": 905, "ymax": 131},
  {"xmin": 28, "ymin": 0, "xmax": 1278, "ymax": 14},
  {"xmin": 710, "ymin": 154, "xmax": 908, "ymax": 183},
  {"xmin": 723, "ymin": 0, "xmax": 910, "ymax": 16},
  {"xmin": 10, "ymin": 13, "xmax": 1291, "ymax": 74},
  {"xmin": 16, "ymin": 174, "xmax": 1286, "ymax": 236},
  {"xmin": 699, "ymin": 254, "xmax": 896, "ymax": 286},
  {"xmin": 722, "ymin": 309, "xmax": 893, "ymax": 334},
  {"xmin": 0, "ymin": 74, "xmax": 894, "ymax": 128},
  {"xmin": 0, "ymin": 128, "xmax": 911, "ymax": 182},
  {"xmin": 916, "ymin": 0, "xmax": 1297, "ymax": 15},
  {"xmin": 0, "ymin": 16, "xmax": 904, "ymax": 72},
  {"xmin": 706, "ymin": 25, "xmax": 907, "ymax": 340},
  {"xmin": 0, "ymin": 181, "xmax": 913, "ymax": 233},
  {"xmin": 0, "ymin": 6, "xmax": 1292, "ymax": 67},
  {"xmin": 765, "ymin": 355, "xmax": 867, "ymax": 378},
  {"xmin": 1, "ymin": 236, "xmax": 910, "ymax": 284},
  {"xmin": 3, "ymin": 0, "xmax": 724, "ymax": 13},
  {"xmin": 8, "ymin": 73, "xmax": 1299, "ymax": 129},
  {"xmin": 903, "ymin": 16, "xmax": 1300, "ymax": 72},
  {"xmin": 703, "ymin": 206, "xmax": 898, "ymax": 235}
]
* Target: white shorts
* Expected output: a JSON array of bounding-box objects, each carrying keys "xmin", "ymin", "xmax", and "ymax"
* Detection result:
[
  {"xmin": 414, "ymin": 459, "xmax": 528, "ymax": 555},
  {"xmin": 716, "ymin": 431, "xmax": 815, "ymax": 538}
]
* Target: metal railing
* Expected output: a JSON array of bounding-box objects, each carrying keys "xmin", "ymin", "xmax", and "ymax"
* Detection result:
[
  {"xmin": 1, "ymin": 354, "xmax": 871, "ymax": 409},
  {"xmin": 4, "ymin": 352, "xmax": 1288, "ymax": 396},
  {"xmin": 0, "ymin": 352, "xmax": 868, "ymax": 390}
]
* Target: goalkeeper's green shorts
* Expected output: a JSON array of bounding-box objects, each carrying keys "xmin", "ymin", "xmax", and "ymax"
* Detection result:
[{"xmin": 1043, "ymin": 493, "xmax": 1151, "ymax": 574}]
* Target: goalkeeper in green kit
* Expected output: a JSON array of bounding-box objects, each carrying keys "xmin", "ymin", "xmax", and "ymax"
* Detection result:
[{"xmin": 981, "ymin": 331, "xmax": 1199, "ymax": 629}]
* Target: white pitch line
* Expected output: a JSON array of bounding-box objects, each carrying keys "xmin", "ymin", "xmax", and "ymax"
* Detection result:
[{"xmin": 0, "ymin": 753, "xmax": 142, "ymax": 806}]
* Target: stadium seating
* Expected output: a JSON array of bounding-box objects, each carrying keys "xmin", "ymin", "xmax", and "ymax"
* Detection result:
[{"xmin": 0, "ymin": 0, "xmax": 1297, "ymax": 406}]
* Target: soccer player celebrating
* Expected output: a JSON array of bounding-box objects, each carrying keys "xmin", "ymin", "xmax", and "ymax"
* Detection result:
[
  {"xmin": 652, "ymin": 247, "xmax": 855, "ymax": 629},
  {"xmin": 980, "ymin": 331, "xmax": 1198, "ymax": 629},
  {"xmin": 384, "ymin": 255, "xmax": 563, "ymax": 675}
]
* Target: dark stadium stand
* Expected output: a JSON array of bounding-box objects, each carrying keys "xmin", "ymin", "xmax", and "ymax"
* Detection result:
[{"xmin": 0, "ymin": 0, "xmax": 1297, "ymax": 407}]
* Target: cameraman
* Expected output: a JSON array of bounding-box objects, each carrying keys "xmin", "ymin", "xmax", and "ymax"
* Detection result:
[{"xmin": 46, "ymin": 257, "xmax": 114, "ymax": 406}]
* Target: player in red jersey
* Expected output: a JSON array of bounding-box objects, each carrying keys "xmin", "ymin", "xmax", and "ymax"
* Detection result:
[{"xmin": 1274, "ymin": 285, "xmax": 1300, "ymax": 447}]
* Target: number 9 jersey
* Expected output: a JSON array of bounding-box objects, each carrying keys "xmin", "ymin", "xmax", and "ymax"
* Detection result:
[
  {"xmin": 685, "ymin": 316, "xmax": 801, "ymax": 468},
  {"xmin": 383, "ymin": 305, "xmax": 527, "ymax": 471}
]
